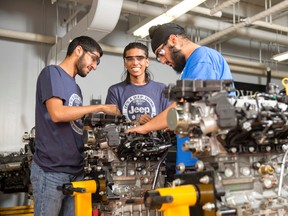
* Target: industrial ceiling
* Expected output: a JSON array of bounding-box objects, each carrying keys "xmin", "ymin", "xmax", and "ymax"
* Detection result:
[{"xmin": 1, "ymin": 0, "xmax": 288, "ymax": 77}]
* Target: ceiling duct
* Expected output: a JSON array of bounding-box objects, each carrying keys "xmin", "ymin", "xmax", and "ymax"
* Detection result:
[
  {"xmin": 198, "ymin": 0, "xmax": 288, "ymax": 45},
  {"xmin": 47, "ymin": 0, "xmax": 123, "ymax": 65}
]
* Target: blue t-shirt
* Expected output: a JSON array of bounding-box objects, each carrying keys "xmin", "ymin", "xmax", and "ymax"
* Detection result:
[
  {"xmin": 105, "ymin": 80, "xmax": 171, "ymax": 122},
  {"xmin": 34, "ymin": 65, "xmax": 84, "ymax": 175},
  {"xmin": 177, "ymin": 46, "xmax": 234, "ymax": 167},
  {"xmin": 180, "ymin": 46, "xmax": 233, "ymax": 80}
]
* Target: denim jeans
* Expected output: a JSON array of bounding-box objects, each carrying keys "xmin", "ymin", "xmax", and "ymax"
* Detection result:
[{"xmin": 30, "ymin": 161, "xmax": 84, "ymax": 216}]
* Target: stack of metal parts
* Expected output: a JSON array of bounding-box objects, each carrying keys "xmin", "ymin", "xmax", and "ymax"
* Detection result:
[{"xmin": 82, "ymin": 113, "xmax": 175, "ymax": 215}]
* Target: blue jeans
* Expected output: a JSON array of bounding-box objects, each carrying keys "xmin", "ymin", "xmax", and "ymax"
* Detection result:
[{"xmin": 30, "ymin": 161, "xmax": 84, "ymax": 216}]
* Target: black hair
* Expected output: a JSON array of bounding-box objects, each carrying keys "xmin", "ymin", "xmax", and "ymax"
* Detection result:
[
  {"xmin": 122, "ymin": 42, "xmax": 153, "ymax": 84},
  {"xmin": 66, "ymin": 36, "xmax": 103, "ymax": 57}
]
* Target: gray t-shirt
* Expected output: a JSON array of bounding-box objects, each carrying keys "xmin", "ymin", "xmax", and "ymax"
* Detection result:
[{"xmin": 105, "ymin": 80, "xmax": 171, "ymax": 122}]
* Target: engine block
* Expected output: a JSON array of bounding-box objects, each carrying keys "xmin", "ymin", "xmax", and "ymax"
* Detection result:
[
  {"xmin": 0, "ymin": 128, "xmax": 34, "ymax": 194},
  {"xmin": 82, "ymin": 113, "xmax": 175, "ymax": 215},
  {"xmin": 162, "ymin": 80, "xmax": 288, "ymax": 216}
]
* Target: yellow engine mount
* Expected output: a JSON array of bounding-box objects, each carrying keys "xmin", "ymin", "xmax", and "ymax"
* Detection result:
[{"xmin": 144, "ymin": 185, "xmax": 198, "ymax": 216}]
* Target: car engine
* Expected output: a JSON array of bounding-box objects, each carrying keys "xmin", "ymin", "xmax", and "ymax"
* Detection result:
[
  {"xmin": 0, "ymin": 128, "xmax": 34, "ymax": 194},
  {"xmin": 82, "ymin": 113, "xmax": 176, "ymax": 215},
  {"xmin": 144, "ymin": 80, "xmax": 288, "ymax": 216}
]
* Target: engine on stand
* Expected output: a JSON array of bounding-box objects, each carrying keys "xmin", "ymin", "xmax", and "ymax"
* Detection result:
[
  {"xmin": 82, "ymin": 113, "xmax": 176, "ymax": 215},
  {"xmin": 0, "ymin": 117, "xmax": 175, "ymax": 216},
  {"xmin": 0, "ymin": 128, "xmax": 34, "ymax": 194},
  {"xmin": 144, "ymin": 80, "xmax": 288, "ymax": 216}
]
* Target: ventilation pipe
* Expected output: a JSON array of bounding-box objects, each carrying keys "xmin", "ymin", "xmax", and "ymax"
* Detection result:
[
  {"xmin": 198, "ymin": 0, "xmax": 288, "ymax": 45},
  {"xmin": 252, "ymin": 20, "xmax": 288, "ymax": 33},
  {"xmin": 0, "ymin": 28, "xmax": 55, "ymax": 44},
  {"xmin": 47, "ymin": 0, "xmax": 123, "ymax": 65},
  {"xmin": 210, "ymin": 0, "xmax": 240, "ymax": 15}
]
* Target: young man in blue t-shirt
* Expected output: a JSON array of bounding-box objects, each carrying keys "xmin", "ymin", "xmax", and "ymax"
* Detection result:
[{"xmin": 31, "ymin": 36, "xmax": 120, "ymax": 216}]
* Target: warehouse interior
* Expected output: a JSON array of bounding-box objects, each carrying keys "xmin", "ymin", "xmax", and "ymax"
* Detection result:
[{"xmin": 0, "ymin": 0, "xmax": 288, "ymax": 215}]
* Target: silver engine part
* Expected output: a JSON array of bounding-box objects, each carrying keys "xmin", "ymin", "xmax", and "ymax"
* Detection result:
[
  {"xmin": 82, "ymin": 113, "xmax": 175, "ymax": 216},
  {"xmin": 164, "ymin": 80, "xmax": 288, "ymax": 216}
]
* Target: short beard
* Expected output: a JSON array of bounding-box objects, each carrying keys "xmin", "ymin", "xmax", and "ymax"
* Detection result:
[
  {"xmin": 77, "ymin": 54, "xmax": 87, "ymax": 77},
  {"xmin": 169, "ymin": 47, "xmax": 186, "ymax": 74}
]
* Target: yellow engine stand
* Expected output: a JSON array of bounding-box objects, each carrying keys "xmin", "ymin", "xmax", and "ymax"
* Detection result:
[
  {"xmin": 71, "ymin": 180, "xmax": 97, "ymax": 216},
  {"xmin": 60, "ymin": 179, "xmax": 106, "ymax": 216},
  {"xmin": 145, "ymin": 185, "xmax": 198, "ymax": 216}
]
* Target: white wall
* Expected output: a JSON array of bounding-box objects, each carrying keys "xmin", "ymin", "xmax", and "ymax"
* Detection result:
[{"xmin": 0, "ymin": 40, "xmax": 43, "ymax": 152}]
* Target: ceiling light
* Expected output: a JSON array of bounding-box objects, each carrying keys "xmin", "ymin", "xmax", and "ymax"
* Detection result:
[
  {"xmin": 133, "ymin": 0, "xmax": 206, "ymax": 38},
  {"xmin": 272, "ymin": 51, "xmax": 288, "ymax": 62}
]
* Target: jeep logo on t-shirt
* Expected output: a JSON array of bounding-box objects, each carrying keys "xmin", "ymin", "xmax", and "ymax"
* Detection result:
[
  {"xmin": 128, "ymin": 106, "xmax": 150, "ymax": 114},
  {"xmin": 123, "ymin": 94, "xmax": 156, "ymax": 122}
]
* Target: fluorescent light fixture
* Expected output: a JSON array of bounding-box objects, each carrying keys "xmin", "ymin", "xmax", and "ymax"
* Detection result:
[
  {"xmin": 133, "ymin": 0, "xmax": 206, "ymax": 38},
  {"xmin": 272, "ymin": 51, "xmax": 288, "ymax": 62}
]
